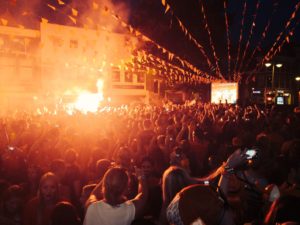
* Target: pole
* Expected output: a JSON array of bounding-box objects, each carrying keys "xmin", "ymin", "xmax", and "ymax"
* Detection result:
[{"xmin": 271, "ymin": 64, "xmax": 275, "ymax": 90}]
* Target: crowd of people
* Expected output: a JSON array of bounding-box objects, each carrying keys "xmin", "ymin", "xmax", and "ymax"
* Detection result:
[{"xmin": 0, "ymin": 100, "xmax": 300, "ymax": 225}]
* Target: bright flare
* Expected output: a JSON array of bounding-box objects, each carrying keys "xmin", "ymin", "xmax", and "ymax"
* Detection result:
[{"xmin": 72, "ymin": 79, "xmax": 104, "ymax": 114}]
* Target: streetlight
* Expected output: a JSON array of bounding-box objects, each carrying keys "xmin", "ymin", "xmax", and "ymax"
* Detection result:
[{"xmin": 264, "ymin": 63, "xmax": 283, "ymax": 89}]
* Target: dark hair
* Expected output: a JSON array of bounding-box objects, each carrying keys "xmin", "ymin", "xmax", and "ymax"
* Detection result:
[
  {"xmin": 102, "ymin": 168, "xmax": 129, "ymax": 206},
  {"xmin": 140, "ymin": 157, "xmax": 154, "ymax": 167},
  {"xmin": 50, "ymin": 159, "xmax": 66, "ymax": 173},
  {"xmin": 51, "ymin": 201, "xmax": 80, "ymax": 225},
  {"xmin": 95, "ymin": 159, "xmax": 111, "ymax": 180}
]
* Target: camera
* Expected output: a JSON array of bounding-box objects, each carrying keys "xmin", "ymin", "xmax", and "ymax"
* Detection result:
[{"xmin": 245, "ymin": 149, "xmax": 257, "ymax": 159}]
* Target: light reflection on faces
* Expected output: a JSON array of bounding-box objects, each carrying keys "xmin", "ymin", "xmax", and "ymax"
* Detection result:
[{"xmin": 40, "ymin": 177, "xmax": 58, "ymax": 203}]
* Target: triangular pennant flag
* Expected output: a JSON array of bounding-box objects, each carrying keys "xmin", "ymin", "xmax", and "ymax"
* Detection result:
[
  {"xmin": 165, "ymin": 4, "xmax": 170, "ymax": 14},
  {"xmin": 86, "ymin": 17, "xmax": 93, "ymax": 24},
  {"xmin": 121, "ymin": 21, "xmax": 127, "ymax": 27},
  {"xmin": 129, "ymin": 26, "xmax": 133, "ymax": 33},
  {"xmin": 41, "ymin": 18, "xmax": 48, "ymax": 23},
  {"xmin": 57, "ymin": 0, "xmax": 65, "ymax": 5},
  {"xmin": 92, "ymin": 2, "xmax": 99, "ymax": 10},
  {"xmin": 47, "ymin": 4, "xmax": 56, "ymax": 11},
  {"xmin": 72, "ymin": 8, "xmax": 78, "ymax": 17},
  {"xmin": 0, "ymin": 18, "xmax": 8, "ymax": 26},
  {"xmin": 68, "ymin": 15, "xmax": 76, "ymax": 24}
]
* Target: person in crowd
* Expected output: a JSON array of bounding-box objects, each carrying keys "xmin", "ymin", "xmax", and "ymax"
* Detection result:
[
  {"xmin": 83, "ymin": 167, "xmax": 148, "ymax": 225},
  {"xmin": 79, "ymin": 184, "xmax": 96, "ymax": 220},
  {"xmin": 21, "ymin": 164, "xmax": 42, "ymax": 201},
  {"xmin": 264, "ymin": 195, "xmax": 300, "ymax": 224},
  {"xmin": 23, "ymin": 172, "xmax": 61, "ymax": 225},
  {"xmin": 50, "ymin": 201, "xmax": 81, "ymax": 225},
  {"xmin": 0, "ymin": 185, "xmax": 24, "ymax": 225},
  {"xmin": 160, "ymin": 166, "xmax": 203, "ymax": 224},
  {"xmin": 50, "ymin": 159, "xmax": 72, "ymax": 201},
  {"xmin": 139, "ymin": 157, "xmax": 162, "ymax": 223},
  {"xmin": 167, "ymin": 184, "xmax": 236, "ymax": 225}
]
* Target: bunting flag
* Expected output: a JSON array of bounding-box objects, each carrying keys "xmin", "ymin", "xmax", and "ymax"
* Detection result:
[
  {"xmin": 41, "ymin": 18, "xmax": 49, "ymax": 23},
  {"xmin": 160, "ymin": 0, "xmax": 221, "ymax": 79},
  {"xmin": 92, "ymin": 2, "xmax": 99, "ymax": 10},
  {"xmin": 100, "ymin": 5, "xmax": 216, "ymax": 81},
  {"xmin": 224, "ymin": 0, "xmax": 231, "ymax": 80},
  {"xmin": 242, "ymin": 0, "xmax": 279, "ymax": 73},
  {"xmin": 233, "ymin": 0, "xmax": 247, "ymax": 81},
  {"xmin": 238, "ymin": 0, "xmax": 260, "ymax": 74},
  {"xmin": 263, "ymin": 20, "xmax": 299, "ymax": 64},
  {"xmin": 199, "ymin": 0, "xmax": 224, "ymax": 80},
  {"xmin": 36, "ymin": 0, "xmax": 216, "ymax": 84},
  {"xmin": 260, "ymin": 2, "xmax": 300, "ymax": 65},
  {"xmin": 71, "ymin": 8, "xmax": 78, "ymax": 17},
  {"xmin": 253, "ymin": 1, "xmax": 300, "ymax": 73},
  {"xmin": 47, "ymin": 4, "xmax": 57, "ymax": 11},
  {"xmin": 68, "ymin": 15, "xmax": 76, "ymax": 24},
  {"xmin": 0, "ymin": 18, "xmax": 8, "ymax": 26},
  {"xmin": 57, "ymin": 0, "xmax": 65, "ymax": 5}
]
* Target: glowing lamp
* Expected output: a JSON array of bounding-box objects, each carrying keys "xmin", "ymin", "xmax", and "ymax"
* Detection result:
[
  {"xmin": 275, "ymin": 63, "xmax": 282, "ymax": 68},
  {"xmin": 295, "ymin": 77, "xmax": 300, "ymax": 81},
  {"xmin": 265, "ymin": 63, "xmax": 272, "ymax": 68}
]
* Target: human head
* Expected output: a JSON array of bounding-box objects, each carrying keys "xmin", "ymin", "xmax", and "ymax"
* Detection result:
[
  {"xmin": 167, "ymin": 184, "xmax": 229, "ymax": 225},
  {"xmin": 50, "ymin": 159, "xmax": 66, "ymax": 182},
  {"xmin": 143, "ymin": 119, "xmax": 152, "ymax": 130},
  {"xmin": 80, "ymin": 184, "xmax": 96, "ymax": 206},
  {"xmin": 64, "ymin": 149, "xmax": 78, "ymax": 164},
  {"xmin": 38, "ymin": 172, "xmax": 59, "ymax": 204},
  {"xmin": 102, "ymin": 167, "xmax": 129, "ymax": 206},
  {"xmin": 51, "ymin": 201, "xmax": 80, "ymax": 225},
  {"xmin": 95, "ymin": 159, "xmax": 111, "ymax": 181},
  {"xmin": 1, "ymin": 185, "xmax": 24, "ymax": 216},
  {"xmin": 162, "ymin": 166, "xmax": 193, "ymax": 206},
  {"xmin": 140, "ymin": 157, "xmax": 154, "ymax": 177}
]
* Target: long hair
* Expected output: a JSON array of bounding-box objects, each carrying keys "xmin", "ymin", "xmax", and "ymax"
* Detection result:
[
  {"xmin": 162, "ymin": 166, "xmax": 192, "ymax": 206},
  {"xmin": 37, "ymin": 172, "xmax": 59, "ymax": 207},
  {"xmin": 102, "ymin": 168, "xmax": 129, "ymax": 206}
]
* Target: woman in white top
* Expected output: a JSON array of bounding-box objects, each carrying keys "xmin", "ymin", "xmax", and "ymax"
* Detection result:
[{"xmin": 84, "ymin": 167, "xmax": 148, "ymax": 225}]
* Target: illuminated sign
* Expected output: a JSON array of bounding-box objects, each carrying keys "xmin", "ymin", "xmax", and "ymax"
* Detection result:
[
  {"xmin": 276, "ymin": 96, "xmax": 284, "ymax": 105},
  {"xmin": 211, "ymin": 83, "xmax": 238, "ymax": 104},
  {"xmin": 252, "ymin": 90, "xmax": 262, "ymax": 94}
]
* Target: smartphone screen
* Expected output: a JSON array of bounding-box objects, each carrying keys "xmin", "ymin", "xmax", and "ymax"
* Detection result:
[{"xmin": 246, "ymin": 149, "xmax": 257, "ymax": 159}]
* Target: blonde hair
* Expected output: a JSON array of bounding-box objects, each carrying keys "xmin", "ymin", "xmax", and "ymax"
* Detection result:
[{"xmin": 37, "ymin": 172, "xmax": 59, "ymax": 205}]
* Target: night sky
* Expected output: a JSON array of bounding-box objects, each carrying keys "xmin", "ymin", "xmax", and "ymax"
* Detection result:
[{"xmin": 1, "ymin": 0, "xmax": 300, "ymax": 80}]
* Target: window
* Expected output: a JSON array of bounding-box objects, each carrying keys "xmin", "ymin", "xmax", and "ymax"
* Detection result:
[
  {"xmin": 70, "ymin": 40, "xmax": 78, "ymax": 48},
  {"xmin": 112, "ymin": 67, "xmax": 121, "ymax": 82},
  {"xmin": 137, "ymin": 72, "xmax": 145, "ymax": 83},
  {"xmin": 124, "ymin": 71, "xmax": 133, "ymax": 82}
]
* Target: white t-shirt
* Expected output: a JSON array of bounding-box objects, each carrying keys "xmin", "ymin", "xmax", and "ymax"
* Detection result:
[{"xmin": 84, "ymin": 200, "xmax": 136, "ymax": 225}]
